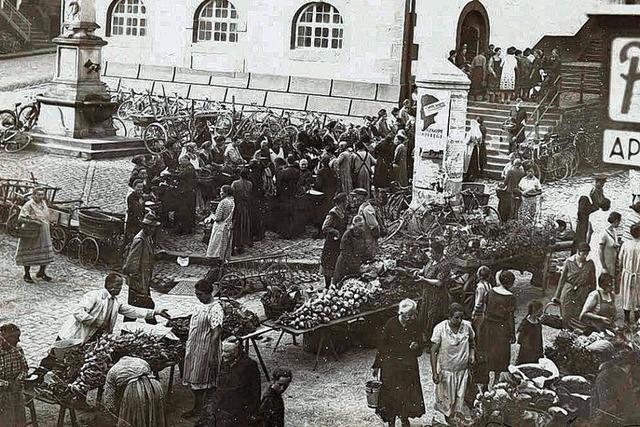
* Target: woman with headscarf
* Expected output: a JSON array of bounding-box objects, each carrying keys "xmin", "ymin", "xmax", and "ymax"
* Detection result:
[
  {"xmin": 333, "ymin": 215, "xmax": 369, "ymax": 284},
  {"xmin": 231, "ymin": 168, "xmax": 253, "ymax": 255},
  {"xmin": 373, "ymin": 299, "xmax": 425, "ymax": 427},
  {"xmin": 104, "ymin": 355, "xmax": 167, "ymax": 427},
  {"xmin": 320, "ymin": 193, "xmax": 348, "ymax": 288},
  {"xmin": 15, "ymin": 187, "xmax": 54, "ymax": 283},
  {"xmin": 518, "ymin": 165, "xmax": 542, "ymax": 221},
  {"xmin": 500, "ymin": 47, "xmax": 518, "ymax": 103},
  {"xmin": 205, "ymin": 185, "xmax": 235, "ymax": 261},
  {"xmin": 552, "ymin": 242, "xmax": 597, "ymax": 328}
]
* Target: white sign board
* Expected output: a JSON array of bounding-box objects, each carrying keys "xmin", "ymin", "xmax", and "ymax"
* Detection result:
[
  {"xmin": 603, "ymin": 129, "xmax": 640, "ymax": 166},
  {"xmin": 609, "ymin": 37, "xmax": 640, "ymax": 124}
]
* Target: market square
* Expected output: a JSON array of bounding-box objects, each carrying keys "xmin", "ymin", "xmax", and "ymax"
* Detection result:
[{"xmin": 2, "ymin": 1, "xmax": 640, "ymax": 426}]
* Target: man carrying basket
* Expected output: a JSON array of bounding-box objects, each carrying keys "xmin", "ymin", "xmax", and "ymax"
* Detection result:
[{"xmin": 15, "ymin": 187, "xmax": 54, "ymax": 283}]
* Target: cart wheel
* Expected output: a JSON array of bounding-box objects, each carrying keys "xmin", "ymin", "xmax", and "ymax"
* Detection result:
[
  {"xmin": 219, "ymin": 273, "xmax": 245, "ymax": 297},
  {"xmin": 80, "ymin": 237, "xmax": 100, "ymax": 266},
  {"xmin": 143, "ymin": 123, "xmax": 168, "ymax": 154},
  {"xmin": 50, "ymin": 226, "xmax": 67, "ymax": 253},
  {"xmin": 260, "ymin": 263, "xmax": 291, "ymax": 288},
  {"xmin": 66, "ymin": 236, "xmax": 82, "ymax": 259},
  {"xmin": 5, "ymin": 211, "xmax": 19, "ymax": 237}
]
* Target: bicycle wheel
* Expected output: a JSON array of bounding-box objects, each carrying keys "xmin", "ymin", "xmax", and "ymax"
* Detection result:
[
  {"xmin": 3, "ymin": 129, "xmax": 32, "ymax": 152},
  {"xmin": 272, "ymin": 126, "xmax": 293, "ymax": 150},
  {"xmin": 18, "ymin": 105, "xmax": 38, "ymax": 130},
  {"xmin": 117, "ymin": 100, "xmax": 136, "ymax": 120},
  {"xmin": 143, "ymin": 123, "xmax": 168, "ymax": 154},
  {"xmin": 6, "ymin": 210, "xmax": 20, "ymax": 237},
  {"xmin": 214, "ymin": 112, "xmax": 234, "ymax": 137},
  {"xmin": 0, "ymin": 110, "xmax": 17, "ymax": 130},
  {"xmin": 112, "ymin": 117, "xmax": 128, "ymax": 137},
  {"xmin": 283, "ymin": 125, "xmax": 299, "ymax": 146},
  {"xmin": 381, "ymin": 218, "xmax": 405, "ymax": 243}
]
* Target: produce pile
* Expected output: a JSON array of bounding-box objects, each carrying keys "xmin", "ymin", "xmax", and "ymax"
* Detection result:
[
  {"xmin": 448, "ymin": 217, "xmax": 557, "ymax": 261},
  {"xmin": 68, "ymin": 331, "xmax": 183, "ymax": 393},
  {"xmin": 166, "ymin": 298, "xmax": 260, "ymax": 341},
  {"xmin": 545, "ymin": 330, "xmax": 613, "ymax": 376},
  {"xmin": 277, "ymin": 278, "xmax": 377, "ymax": 330},
  {"xmin": 261, "ymin": 283, "xmax": 305, "ymax": 319},
  {"xmin": 473, "ymin": 364, "xmax": 593, "ymax": 426}
]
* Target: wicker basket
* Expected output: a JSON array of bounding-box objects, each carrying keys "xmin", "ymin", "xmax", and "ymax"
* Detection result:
[{"xmin": 15, "ymin": 220, "xmax": 41, "ymax": 239}]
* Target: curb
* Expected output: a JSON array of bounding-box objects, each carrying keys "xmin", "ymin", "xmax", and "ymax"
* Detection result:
[{"xmin": 0, "ymin": 47, "xmax": 56, "ymax": 60}]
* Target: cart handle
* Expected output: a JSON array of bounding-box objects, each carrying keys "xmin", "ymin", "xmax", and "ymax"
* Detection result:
[{"xmin": 51, "ymin": 199, "xmax": 84, "ymax": 206}]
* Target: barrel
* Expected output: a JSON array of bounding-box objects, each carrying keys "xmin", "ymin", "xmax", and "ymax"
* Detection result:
[{"xmin": 365, "ymin": 380, "xmax": 382, "ymax": 409}]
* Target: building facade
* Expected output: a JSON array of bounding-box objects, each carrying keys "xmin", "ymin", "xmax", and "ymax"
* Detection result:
[{"xmin": 93, "ymin": 0, "xmax": 608, "ymax": 120}]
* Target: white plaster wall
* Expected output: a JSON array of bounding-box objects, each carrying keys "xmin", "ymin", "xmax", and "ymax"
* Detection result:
[
  {"xmin": 413, "ymin": 0, "xmax": 601, "ymax": 79},
  {"xmin": 95, "ymin": 0, "xmax": 406, "ymax": 84}
]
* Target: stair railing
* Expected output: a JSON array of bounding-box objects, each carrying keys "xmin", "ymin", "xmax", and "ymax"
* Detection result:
[
  {"xmin": 0, "ymin": 0, "xmax": 32, "ymax": 41},
  {"xmin": 512, "ymin": 74, "xmax": 562, "ymax": 145}
]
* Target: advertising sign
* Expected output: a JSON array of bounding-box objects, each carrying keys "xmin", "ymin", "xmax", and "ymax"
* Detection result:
[
  {"xmin": 602, "ymin": 129, "xmax": 640, "ymax": 167},
  {"xmin": 609, "ymin": 37, "xmax": 640, "ymax": 125}
]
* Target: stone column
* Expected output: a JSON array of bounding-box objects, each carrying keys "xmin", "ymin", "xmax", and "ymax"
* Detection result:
[{"xmin": 412, "ymin": 60, "xmax": 470, "ymax": 209}]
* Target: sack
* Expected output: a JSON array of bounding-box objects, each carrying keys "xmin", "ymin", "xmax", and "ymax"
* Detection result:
[{"xmin": 540, "ymin": 303, "xmax": 563, "ymax": 329}]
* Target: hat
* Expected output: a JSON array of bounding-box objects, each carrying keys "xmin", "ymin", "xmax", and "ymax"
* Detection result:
[
  {"xmin": 396, "ymin": 130, "xmax": 408, "ymax": 141},
  {"xmin": 350, "ymin": 188, "xmax": 368, "ymax": 197},
  {"xmin": 141, "ymin": 212, "xmax": 161, "ymax": 227},
  {"xmin": 594, "ymin": 173, "xmax": 608, "ymax": 182}
]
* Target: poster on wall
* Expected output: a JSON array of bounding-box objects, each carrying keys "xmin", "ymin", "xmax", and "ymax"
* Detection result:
[
  {"xmin": 448, "ymin": 92, "xmax": 468, "ymax": 139},
  {"xmin": 415, "ymin": 88, "xmax": 451, "ymax": 152}
]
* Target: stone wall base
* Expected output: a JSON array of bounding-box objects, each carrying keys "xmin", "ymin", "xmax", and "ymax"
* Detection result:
[{"xmin": 102, "ymin": 62, "xmax": 402, "ymax": 123}]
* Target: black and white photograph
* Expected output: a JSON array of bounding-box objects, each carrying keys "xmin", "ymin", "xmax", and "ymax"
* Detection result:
[{"xmin": 1, "ymin": 0, "xmax": 640, "ymax": 426}]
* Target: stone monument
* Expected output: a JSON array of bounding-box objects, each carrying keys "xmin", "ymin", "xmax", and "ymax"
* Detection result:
[{"xmin": 32, "ymin": 0, "xmax": 144, "ymax": 157}]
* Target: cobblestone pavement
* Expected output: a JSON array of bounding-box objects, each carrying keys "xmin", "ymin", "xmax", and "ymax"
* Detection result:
[{"xmin": 0, "ymin": 54, "xmax": 55, "ymax": 91}]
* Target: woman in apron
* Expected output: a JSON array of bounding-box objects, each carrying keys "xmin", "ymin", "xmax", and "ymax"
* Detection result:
[{"xmin": 580, "ymin": 273, "xmax": 617, "ymax": 332}]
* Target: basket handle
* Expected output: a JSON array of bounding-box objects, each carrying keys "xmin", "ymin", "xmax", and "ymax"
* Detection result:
[{"xmin": 543, "ymin": 302, "xmax": 562, "ymax": 317}]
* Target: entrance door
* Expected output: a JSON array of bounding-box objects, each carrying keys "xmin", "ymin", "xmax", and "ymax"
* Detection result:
[{"xmin": 458, "ymin": 9, "xmax": 488, "ymax": 58}]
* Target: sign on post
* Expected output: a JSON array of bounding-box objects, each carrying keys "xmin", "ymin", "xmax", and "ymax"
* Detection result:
[
  {"xmin": 605, "ymin": 37, "xmax": 640, "ymax": 167},
  {"xmin": 603, "ymin": 129, "xmax": 640, "ymax": 166}
]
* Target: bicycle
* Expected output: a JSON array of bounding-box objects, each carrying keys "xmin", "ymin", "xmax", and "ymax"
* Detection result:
[
  {"xmin": 0, "ymin": 127, "xmax": 32, "ymax": 153},
  {"xmin": 573, "ymin": 128, "xmax": 602, "ymax": 170},
  {"xmin": 0, "ymin": 97, "xmax": 41, "ymax": 132}
]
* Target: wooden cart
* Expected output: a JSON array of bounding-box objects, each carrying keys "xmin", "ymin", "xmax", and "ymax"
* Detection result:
[
  {"xmin": 0, "ymin": 178, "xmax": 60, "ymax": 236},
  {"xmin": 76, "ymin": 208, "xmax": 126, "ymax": 266}
]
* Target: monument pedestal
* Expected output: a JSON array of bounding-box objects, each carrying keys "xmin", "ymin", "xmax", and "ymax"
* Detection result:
[{"xmin": 31, "ymin": 15, "xmax": 143, "ymax": 158}]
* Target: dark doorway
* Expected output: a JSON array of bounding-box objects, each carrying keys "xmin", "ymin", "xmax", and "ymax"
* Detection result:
[{"xmin": 456, "ymin": 1, "xmax": 490, "ymax": 60}]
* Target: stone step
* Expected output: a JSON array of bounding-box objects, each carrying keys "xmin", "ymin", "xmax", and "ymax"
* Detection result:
[{"xmin": 30, "ymin": 133, "xmax": 148, "ymax": 159}]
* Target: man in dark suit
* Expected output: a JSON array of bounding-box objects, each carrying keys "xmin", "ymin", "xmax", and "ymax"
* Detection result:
[
  {"xmin": 122, "ymin": 212, "xmax": 160, "ymax": 324},
  {"xmin": 275, "ymin": 155, "xmax": 301, "ymax": 238},
  {"xmin": 196, "ymin": 337, "xmax": 261, "ymax": 427}
]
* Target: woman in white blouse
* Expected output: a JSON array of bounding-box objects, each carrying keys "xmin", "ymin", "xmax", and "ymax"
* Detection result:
[{"xmin": 518, "ymin": 166, "xmax": 542, "ymax": 221}]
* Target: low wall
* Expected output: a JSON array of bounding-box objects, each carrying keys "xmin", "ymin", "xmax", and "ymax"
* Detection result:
[{"xmin": 102, "ymin": 62, "xmax": 401, "ymax": 123}]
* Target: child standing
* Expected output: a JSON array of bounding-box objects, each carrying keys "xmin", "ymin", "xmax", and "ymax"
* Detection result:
[{"xmin": 516, "ymin": 300, "xmax": 544, "ymax": 365}]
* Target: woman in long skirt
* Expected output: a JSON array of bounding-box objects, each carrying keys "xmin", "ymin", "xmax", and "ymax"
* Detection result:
[
  {"xmin": 372, "ymin": 299, "xmax": 425, "ymax": 427},
  {"xmin": 104, "ymin": 356, "xmax": 166, "ymax": 427},
  {"xmin": 183, "ymin": 280, "xmax": 224, "ymax": 418},
  {"xmin": 206, "ymin": 185, "xmax": 235, "ymax": 261},
  {"xmin": 15, "ymin": 187, "xmax": 54, "ymax": 283},
  {"xmin": 231, "ymin": 168, "xmax": 253, "ymax": 254},
  {"xmin": 431, "ymin": 303, "xmax": 475, "ymax": 426},
  {"xmin": 553, "ymin": 243, "xmax": 596, "ymax": 328},
  {"xmin": 484, "ymin": 270, "xmax": 516, "ymax": 381},
  {"xmin": 320, "ymin": 193, "xmax": 347, "ymax": 288},
  {"xmin": 618, "ymin": 223, "xmax": 640, "ymax": 324}
]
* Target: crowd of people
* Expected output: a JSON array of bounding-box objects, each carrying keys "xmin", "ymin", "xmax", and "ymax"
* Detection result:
[
  {"xmin": 449, "ymin": 43, "xmax": 562, "ymax": 103},
  {"xmin": 124, "ymin": 103, "xmax": 416, "ymax": 259}
]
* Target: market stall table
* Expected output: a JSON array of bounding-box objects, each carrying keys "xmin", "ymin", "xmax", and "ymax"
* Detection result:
[
  {"xmin": 263, "ymin": 303, "xmax": 404, "ymax": 370},
  {"xmin": 24, "ymin": 388, "xmax": 78, "ymax": 427}
]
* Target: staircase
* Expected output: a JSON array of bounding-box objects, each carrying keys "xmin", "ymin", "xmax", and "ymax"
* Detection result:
[
  {"xmin": 0, "ymin": 0, "xmax": 53, "ymax": 50},
  {"xmin": 467, "ymin": 101, "xmax": 561, "ymax": 179},
  {"xmin": 579, "ymin": 37, "xmax": 605, "ymax": 63},
  {"xmin": 560, "ymin": 62, "xmax": 604, "ymax": 95}
]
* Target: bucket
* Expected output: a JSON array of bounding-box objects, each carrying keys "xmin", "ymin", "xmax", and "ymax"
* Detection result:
[{"xmin": 365, "ymin": 380, "xmax": 382, "ymax": 409}]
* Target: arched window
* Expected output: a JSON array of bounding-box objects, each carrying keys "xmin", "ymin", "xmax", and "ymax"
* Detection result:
[
  {"xmin": 196, "ymin": 0, "xmax": 239, "ymax": 43},
  {"xmin": 109, "ymin": 0, "xmax": 147, "ymax": 37},
  {"xmin": 293, "ymin": 2, "xmax": 343, "ymax": 49}
]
